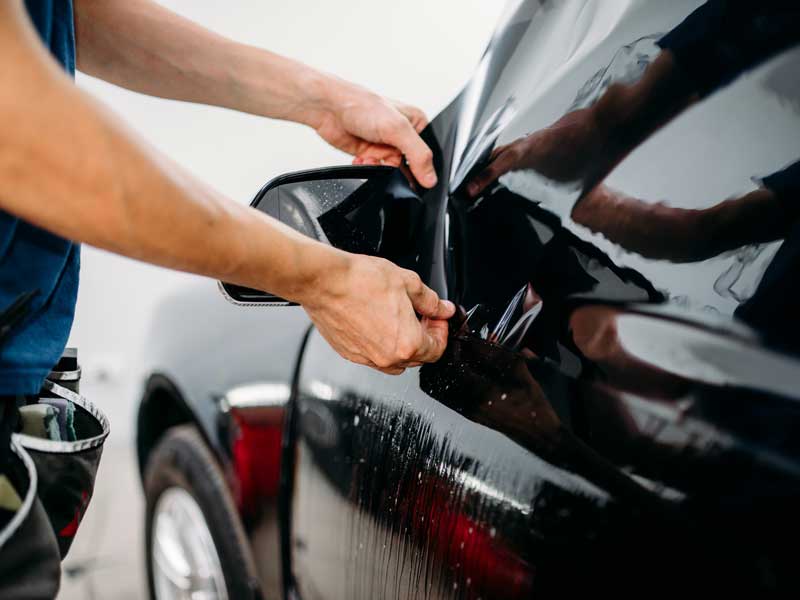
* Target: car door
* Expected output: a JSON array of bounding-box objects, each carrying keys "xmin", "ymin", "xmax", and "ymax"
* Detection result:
[{"xmin": 285, "ymin": 1, "xmax": 800, "ymax": 598}]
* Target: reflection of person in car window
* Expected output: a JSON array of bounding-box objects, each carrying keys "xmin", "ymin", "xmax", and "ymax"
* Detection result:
[
  {"xmin": 467, "ymin": 0, "xmax": 800, "ymax": 199},
  {"xmin": 570, "ymin": 160, "xmax": 800, "ymax": 263},
  {"xmin": 734, "ymin": 162, "xmax": 800, "ymax": 355}
]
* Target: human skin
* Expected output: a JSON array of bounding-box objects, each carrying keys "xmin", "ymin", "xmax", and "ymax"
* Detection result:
[
  {"xmin": 0, "ymin": 0, "xmax": 454, "ymax": 374},
  {"xmin": 571, "ymin": 184, "xmax": 789, "ymax": 263},
  {"xmin": 466, "ymin": 51, "xmax": 695, "ymax": 199},
  {"xmin": 463, "ymin": 44, "xmax": 791, "ymax": 264}
]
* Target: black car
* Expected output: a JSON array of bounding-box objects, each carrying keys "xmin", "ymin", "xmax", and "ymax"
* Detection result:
[{"xmin": 136, "ymin": 1, "xmax": 800, "ymax": 598}]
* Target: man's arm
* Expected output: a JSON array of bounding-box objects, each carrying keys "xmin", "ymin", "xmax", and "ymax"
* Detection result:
[
  {"xmin": 73, "ymin": 0, "xmax": 438, "ymax": 187},
  {"xmin": 571, "ymin": 184, "xmax": 792, "ymax": 264},
  {"xmin": 0, "ymin": 1, "xmax": 453, "ymax": 373}
]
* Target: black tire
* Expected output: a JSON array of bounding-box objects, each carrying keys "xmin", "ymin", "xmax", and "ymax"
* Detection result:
[{"xmin": 143, "ymin": 424, "xmax": 261, "ymax": 600}]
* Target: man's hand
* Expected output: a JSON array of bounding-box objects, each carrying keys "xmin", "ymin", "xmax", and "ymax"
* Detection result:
[
  {"xmin": 10, "ymin": 0, "xmax": 448, "ymax": 374},
  {"xmin": 465, "ymin": 51, "xmax": 695, "ymax": 200},
  {"xmin": 73, "ymin": 0, "xmax": 439, "ymax": 189},
  {"xmin": 466, "ymin": 107, "xmax": 606, "ymax": 198},
  {"xmin": 297, "ymin": 250, "xmax": 455, "ymax": 374},
  {"xmin": 300, "ymin": 78, "xmax": 438, "ymax": 189}
]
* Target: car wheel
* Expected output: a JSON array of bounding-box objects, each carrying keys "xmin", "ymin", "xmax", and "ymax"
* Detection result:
[{"xmin": 144, "ymin": 424, "xmax": 260, "ymax": 600}]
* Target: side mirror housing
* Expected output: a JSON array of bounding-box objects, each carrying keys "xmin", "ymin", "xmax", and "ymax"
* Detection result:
[{"xmin": 220, "ymin": 165, "xmax": 423, "ymax": 305}]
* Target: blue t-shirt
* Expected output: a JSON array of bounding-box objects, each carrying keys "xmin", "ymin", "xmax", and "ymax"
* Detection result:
[{"xmin": 0, "ymin": 1, "xmax": 78, "ymax": 395}]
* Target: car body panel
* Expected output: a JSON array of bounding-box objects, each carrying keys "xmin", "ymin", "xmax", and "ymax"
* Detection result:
[
  {"xmin": 139, "ymin": 282, "xmax": 311, "ymax": 598},
  {"xmin": 142, "ymin": 281, "xmax": 310, "ymax": 454},
  {"xmin": 286, "ymin": 0, "xmax": 800, "ymax": 597}
]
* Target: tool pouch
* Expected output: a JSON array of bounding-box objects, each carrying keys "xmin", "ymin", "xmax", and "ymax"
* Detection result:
[
  {"xmin": 0, "ymin": 437, "xmax": 62, "ymax": 599},
  {"xmin": 13, "ymin": 361, "xmax": 110, "ymax": 558}
]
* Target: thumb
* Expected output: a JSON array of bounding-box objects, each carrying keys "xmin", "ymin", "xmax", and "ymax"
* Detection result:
[
  {"xmin": 405, "ymin": 274, "xmax": 455, "ymax": 320},
  {"xmin": 386, "ymin": 118, "xmax": 438, "ymax": 188}
]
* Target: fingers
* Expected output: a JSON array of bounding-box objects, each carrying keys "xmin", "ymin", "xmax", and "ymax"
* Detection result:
[
  {"xmin": 350, "ymin": 99, "xmax": 434, "ymax": 186},
  {"xmin": 411, "ymin": 318, "xmax": 449, "ymax": 363},
  {"xmin": 466, "ymin": 165, "xmax": 500, "ymax": 198},
  {"xmin": 377, "ymin": 366, "xmax": 406, "ymax": 376},
  {"xmin": 352, "ymin": 142, "xmax": 403, "ymax": 166},
  {"xmin": 326, "ymin": 343, "xmax": 409, "ymax": 375},
  {"xmin": 353, "ymin": 152, "xmax": 403, "ymax": 167},
  {"xmin": 393, "ymin": 101, "xmax": 430, "ymax": 133},
  {"xmin": 308, "ymin": 256, "xmax": 452, "ymax": 375},
  {"xmin": 341, "ymin": 350, "xmax": 406, "ymax": 375},
  {"xmin": 384, "ymin": 283, "xmax": 449, "ymax": 367},
  {"xmin": 383, "ymin": 117, "xmax": 437, "ymax": 188},
  {"xmin": 466, "ymin": 146, "xmax": 513, "ymax": 198},
  {"xmin": 404, "ymin": 272, "xmax": 455, "ymax": 319}
]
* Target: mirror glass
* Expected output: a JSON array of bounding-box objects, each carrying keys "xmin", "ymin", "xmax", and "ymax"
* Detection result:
[
  {"xmin": 257, "ymin": 178, "xmax": 366, "ymax": 243},
  {"xmin": 221, "ymin": 167, "xmax": 424, "ymax": 304}
]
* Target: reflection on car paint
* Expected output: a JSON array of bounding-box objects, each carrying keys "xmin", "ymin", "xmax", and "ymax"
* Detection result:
[
  {"xmin": 712, "ymin": 243, "xmax": 768, "ymax": 302},
  {"xmin": 456, "ymin": 0, "xmax": 800, "ymax": 336},
  {"xmin": 284, "ymin": 2, "xmax": 800, "ymax": 597},
  {"xmin": 292, "ymin": 338, "xmax": 617, "ymax": 599},
  {"xmin": 568, "ymin": 34, "xmax": 662, "ymax": 113},
  {"xmin": 148, "ymin": 2, "xmax": 800, "ymax": 598},
  {"xmin": 449, "ymin": 96, "xmax": 518, "ymax": 194}
]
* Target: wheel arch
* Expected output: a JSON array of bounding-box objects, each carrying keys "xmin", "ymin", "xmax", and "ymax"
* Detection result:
[{"xmin": 137, "ymin": 372, "xmax": 201, "ymax": 478}]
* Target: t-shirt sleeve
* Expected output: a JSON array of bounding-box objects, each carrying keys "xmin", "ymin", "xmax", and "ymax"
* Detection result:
[
  {"xmin": 658, "ymin": 0, "xmax": 800, "ymax": 97},
  {"xmin": 760, "ymin": 160, "xmax": 800, "ymax": 201}
]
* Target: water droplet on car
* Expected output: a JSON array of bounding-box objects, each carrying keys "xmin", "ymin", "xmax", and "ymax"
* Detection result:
[
  {"xmin": 353, "ymin": 415, "xmax": 360, "ymax": 426},
  {"xmin": 500, "ymin": 393, "xmax": 507, "ymax": 400},
  {"xmin": 490, "ymin": 527, "xmax": 496, "ymax": 538}
]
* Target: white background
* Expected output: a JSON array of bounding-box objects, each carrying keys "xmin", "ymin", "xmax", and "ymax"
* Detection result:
[{"xmin": 68, "ymin": 0, "xmax": 505, "ymax": 394}]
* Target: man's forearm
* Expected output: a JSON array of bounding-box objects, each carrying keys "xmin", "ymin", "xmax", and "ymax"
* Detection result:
[
  {"xmin": 73, "ymin": 0, "xmax": 331, "ymax": 126},
  {"xmin": 74, "ymin": 0, "xmax": 440, "ymax": 186},
  {"xmin": 0, "ymin": 0, "xmax": 338, "ymax": 302},
  {"xmin": 592, "ymin": 51, "xmax": 696, "ymax": 170},
  {"xmin": 1, "ymin": 0, "xmax": 453, "ymax": 374}
]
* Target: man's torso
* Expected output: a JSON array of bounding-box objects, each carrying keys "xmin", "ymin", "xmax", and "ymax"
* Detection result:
[{"xmin": 0, "ymin": 0, "xmax": 78, "ymax": 395}]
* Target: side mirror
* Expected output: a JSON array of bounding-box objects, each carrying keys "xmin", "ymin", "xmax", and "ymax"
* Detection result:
[{"xmin": 220, "ymin": 165, "xmax": 424, "ymax": 305}]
